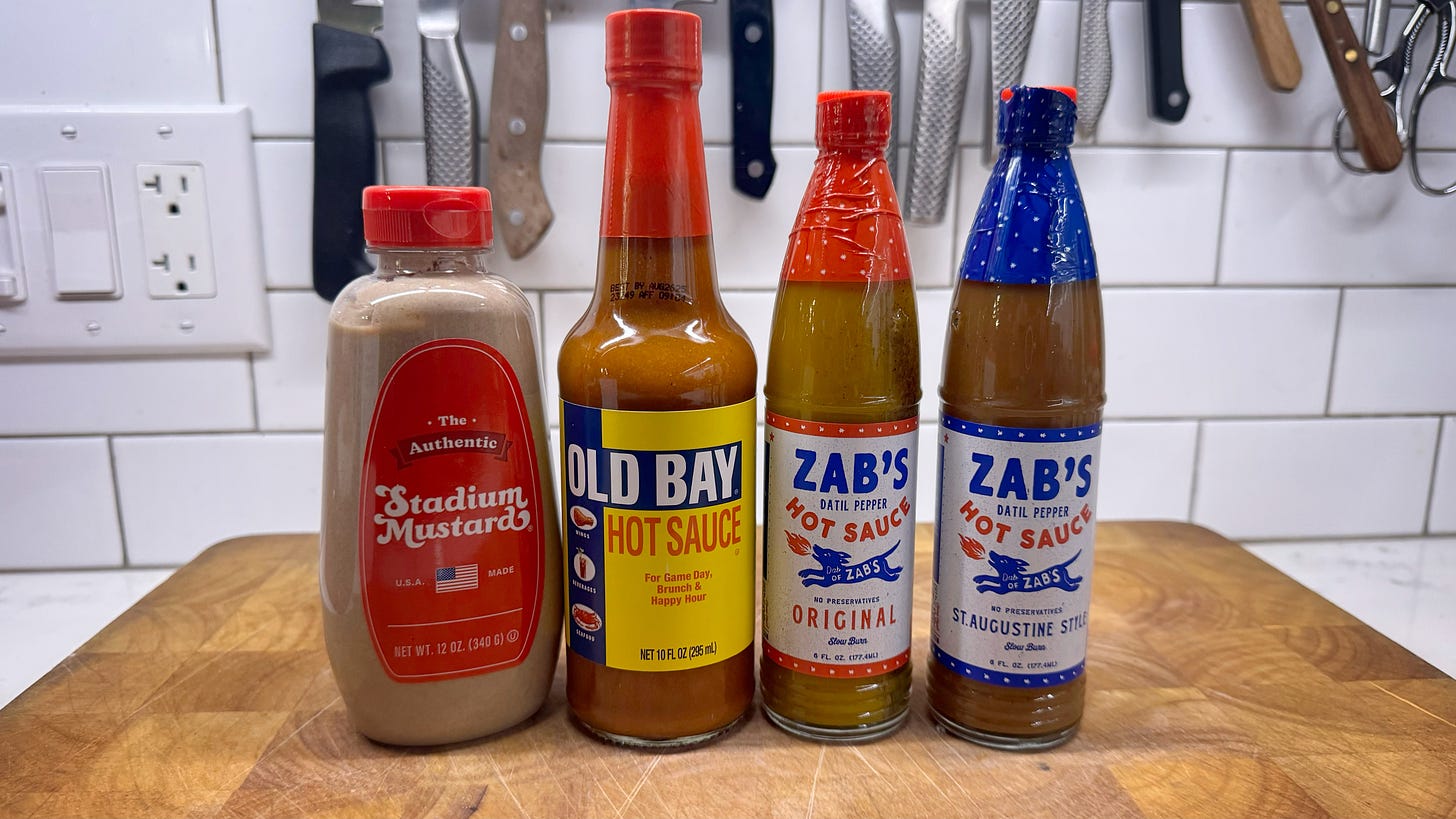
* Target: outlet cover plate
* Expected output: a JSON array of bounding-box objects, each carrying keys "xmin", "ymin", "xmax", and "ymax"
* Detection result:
[{"xmin": 0, "ymin": 106, "xmax": 270, "ymax": 357}]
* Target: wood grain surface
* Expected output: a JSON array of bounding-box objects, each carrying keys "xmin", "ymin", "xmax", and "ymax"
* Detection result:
[{"xmin": 3, "ymin": 522, "xmax": 1454, "ymax": 819}]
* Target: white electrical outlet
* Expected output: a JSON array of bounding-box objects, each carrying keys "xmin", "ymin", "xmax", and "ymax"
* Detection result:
[
  {"xmin": 0, "ymin": 106, "xmax": 269, "ymax": 357},
  {"xmin": 137, "ymin": 163, "xmax": 216, "ymax": 298}
]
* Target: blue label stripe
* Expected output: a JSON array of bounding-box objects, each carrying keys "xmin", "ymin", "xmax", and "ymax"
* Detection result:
[
  {"xmin": 562, "ymin": 402, "xmax": 607, "ymax": 666},
  {"xmin": 932, "ymin": 645, "xmax": 1085, "ymax": 688},
  {"xmin": 942, "ymin": 416, "xmax": 1101, "ymax": 441}
]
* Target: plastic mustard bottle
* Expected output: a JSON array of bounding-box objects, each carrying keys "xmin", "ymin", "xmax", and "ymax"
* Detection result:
[
  {"xmin": 929, "ymin": 86, "xmax": 1106, "ymax": 750},
  {"xmin": 760, "ymin": 90, "xmax": 920, "ymax": 741},
  {"xmin": 557, "ymin": 9, "xmax": 758, "ymax": 748},
  {"xmin": 319, "ymin": 186, "xmax": 562, "ymax": 745}
]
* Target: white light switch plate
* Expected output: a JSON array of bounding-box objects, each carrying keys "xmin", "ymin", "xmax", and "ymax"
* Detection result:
[{"xmin": 0, "ymin": 106, "xmax": 269, "ymax": 357}]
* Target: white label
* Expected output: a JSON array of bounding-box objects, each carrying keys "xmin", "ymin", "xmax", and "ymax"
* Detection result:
[
  {"xmin": 762, "ymin": 413, "xmax": 917, "ymax": 680},
  {"xmin": 931, "ymin": 416, "xmax": 1100, "ymax": 689}
]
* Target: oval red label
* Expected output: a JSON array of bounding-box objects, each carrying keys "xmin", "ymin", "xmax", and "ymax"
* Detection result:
[{"xmin": 358, "ymin": 338, "xmax": 544, "ymax": 682}]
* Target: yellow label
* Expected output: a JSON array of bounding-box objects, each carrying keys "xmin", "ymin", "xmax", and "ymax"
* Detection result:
[{"xmin": 561, "ymin": 399, "xmax": 756, "ymax": 671}]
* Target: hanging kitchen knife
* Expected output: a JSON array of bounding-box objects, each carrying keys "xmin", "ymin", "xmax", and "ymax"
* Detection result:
[
  {"xmin": 1306, "ymin": 0, "xmax": 1401, "ymax": 172},
  {"xmin": 906, "ymin": 0, "xmax": 972, "ymax": 224},
  {"xmin": 1075, "ymin": 0, "xmax": 1112, "ymax": 140},
  {"xmin": 1239, "ymin": 0, "xmax": 1302, "ymax": 91},
  {"xmin": 982, "ymin": 0, "xmax": 1039, "ymax": 166},
  {"xmin": 488, "ymin": 0, "xmax": 553, "ymax": 258},
  {"xmin": 312, "ymin": 0, "xmax": 390, "ymax": 301},
  {"xmin": 420, "ymin": 0, "xmax": 478, "ymax": 186},
  {"xmin": 730, "ymin": 0, "xmax": 776, "ymax": 198},
  {"xmin": 847, "ymin": 0, "xmax": 901, "ymax": 180},
  {"xmin": 1145, "ymin": 0, "xmax": 1190, "ymax": 122}
]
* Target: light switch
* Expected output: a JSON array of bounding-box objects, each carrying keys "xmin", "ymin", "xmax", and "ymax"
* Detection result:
[
  {"xmin": 0, "ymin": 165, "xmax": 26, "ymax": 304},
  {"xmin": 41, "ymin": 166, "xmax": 120, "ymax": 299}
]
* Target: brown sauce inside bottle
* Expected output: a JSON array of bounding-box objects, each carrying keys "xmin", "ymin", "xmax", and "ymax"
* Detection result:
[
  {"xmin": 559, "ymin": 236, "xmax": 757, "ymax": 742},
  {"xmin": 931, "ymin": 276, "xmax": 1104, "ymax": 744}
]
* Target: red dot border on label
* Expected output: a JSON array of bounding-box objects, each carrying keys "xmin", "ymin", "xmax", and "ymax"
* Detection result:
[
  {"xmin": 765, "ymin": 411, "xmax": 919, "ymax": 438},
  {"xmin": 763, "ymin": 643, "xmax": 911, "ymax": 679}
]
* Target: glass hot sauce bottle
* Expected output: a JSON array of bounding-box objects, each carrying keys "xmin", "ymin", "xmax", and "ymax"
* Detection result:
[
  {"xmin": 929, "ymin": 86, "xmax": 1106, "ymax": 750},
  {"xmin": 761, "ymin": 90, "xmax": 920, "ymax": 740},
  {"xmin": 557, "ymin": 8, "xmax": 758, "ymax": 748}
]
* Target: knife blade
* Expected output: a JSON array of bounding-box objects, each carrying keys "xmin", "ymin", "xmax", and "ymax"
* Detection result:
[
  {"xmin": 487, "ymin": 0, "xmax": 553, "ymax": 258},
  {"xmin": 312, "ymin": 0, "xmax": 390, "ymax": 301},
  {"xmin": 420, "ymin": 0, "xmax": 478, "ymax": 186},
  {"xmin": 1075, "ymin": 0, "xmax": 1111, "ymax": 140},
  {"xmin": 982, "ymin": 0, "xmax": 1039, "ymax": 166},
  {"xmin": 730, "ymin": 0, "xmax": 776, "ymax": 198},
  {"xmin": 905, "ymin": 0, "xmax": 972, "ymax": 224},
  {"xmin": 848, "ymin": 0, "xmax": 902, "ymax": 180},
  {"xmin": 1145, "ymin": 0, "xmax": 1191, "ymax": 122}
]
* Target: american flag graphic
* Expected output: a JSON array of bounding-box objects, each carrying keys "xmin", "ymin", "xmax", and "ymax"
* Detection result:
[{"xmin": 435, "ymin": 564, "xmax": 479, "ymax": 593}]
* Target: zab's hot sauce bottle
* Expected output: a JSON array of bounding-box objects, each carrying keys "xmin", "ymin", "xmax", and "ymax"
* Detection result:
[
  {"xmin": 761, "ymin": 91, "xmax": 920, "ymax": 740},
  {"xmin": 557, "ymin": 9, "xmax": 757, "ymax": 748},
  {"xmin": 929, "ymin": 86, "xmax": 1106, "ymax": 749}
]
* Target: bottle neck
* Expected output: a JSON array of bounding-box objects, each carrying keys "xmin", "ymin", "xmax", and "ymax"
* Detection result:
[
  {"xmin": 780, "ymin": 148, "xmax": 910, "ymax": 284},
  {"xmin": 599, "ymin": 80, "xmax": 712, "ymax": 239},
  {"xmin": 959, "ymin": 141, "xmax": 1096, "ymax": 286},
  {"xmin": 372, "ymin": 248, "xmax": 488, "ymax": 276}
]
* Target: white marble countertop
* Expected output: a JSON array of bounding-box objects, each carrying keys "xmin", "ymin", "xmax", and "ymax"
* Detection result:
[{"xmin": 1, "ymin": 537, "xmax": 1453, "ymax": 708}]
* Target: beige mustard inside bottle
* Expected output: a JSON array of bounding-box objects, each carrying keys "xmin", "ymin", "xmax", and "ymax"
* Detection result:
[{"xmin": 319, "ymin": 186, "xmax": 562, "ymax": 746}]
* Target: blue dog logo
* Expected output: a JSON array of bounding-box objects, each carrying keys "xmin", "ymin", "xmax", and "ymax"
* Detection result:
[
  {"xmin": 786, "ymin": 531, "xmax": 902, "ymax": 588},
  {"xmin": 974, "ymin": 550, "xmax": 1082, "ymax": 595}
]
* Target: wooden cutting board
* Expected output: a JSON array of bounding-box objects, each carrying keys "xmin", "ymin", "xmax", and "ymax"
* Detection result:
[{"xmin": 3, "ymin": 522, "xmax": 1454, "ymax": 819}]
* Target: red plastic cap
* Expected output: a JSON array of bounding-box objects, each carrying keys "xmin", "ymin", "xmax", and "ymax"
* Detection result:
[
  {"xmin": 816, "ymin": 90, "xmax": 892, "ymax": 151},
  {"xmin": 1000, "ymin": 85, "xmax": 1077, "ymax": 104},
  {"xmin": 362, "ymin": 186, "xmax": 492, "ymax": 249},
  {"xmin": 605, "ymin": 9, "xmax": 702, "ymax": 85}
]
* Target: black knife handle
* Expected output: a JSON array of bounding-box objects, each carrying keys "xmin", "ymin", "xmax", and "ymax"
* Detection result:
[
  {"xmin": 312, "ymin": 23, "xmax": 391, "ymax": 302},
  {"xmin": 730, "ymin": 0, "xmax": 776, "ymax": 199},
  {"xmin": 1145, "ymin": 0, "xmax": 1190, "ymax": 122}
]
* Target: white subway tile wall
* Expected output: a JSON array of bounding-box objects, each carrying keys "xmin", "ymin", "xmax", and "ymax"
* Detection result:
[
  {"xmin": 0, "ymin": 438, "xmax": 123, "ymax": 568},
  {"xmin": 1329, "ymin": 289, "xmax": 1456, "ymax": 415},
  {"xmin": 112, "ymin": 434, "xmax": 325, "ymax": 566},
  {"xmin": 1, "ymin": 1, "xmax": 1453, "ymax": 569},
  {"xmin": 1193, "ymin": 418, "xmax": 1440, "ymax": 540}
]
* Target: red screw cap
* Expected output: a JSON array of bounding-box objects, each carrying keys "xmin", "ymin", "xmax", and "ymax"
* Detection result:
[
  {"xmin": 605, "ymin": 9, "xmax": 702, "ymax": 85},
  {"xmin": 361, "ymin": 186, "xmax": 492, "ymax": 249},
  {"xmin": 816, "ymin": 90, "xmax": 892, "ymax": 151}
]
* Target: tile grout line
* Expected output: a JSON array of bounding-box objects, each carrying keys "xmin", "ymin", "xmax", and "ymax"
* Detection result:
[
  {"xmin": 1185, "ymin": 420, "xmax": 1205, "ymax": 524},
  {"xmin": 209, "ymin": 0, "xmax": 226, "ymax": 104},
  {"xmin": 1420, "ymin": 418, "xmax": 1446, "ymax": 535},
  {"xmin": 1210, "ymin": 148, "xmax": 1233, "ymax": 284},
  {"xmin": 105, "ymin": 436, "xmax": 131, "ymax": 568},
  {"xmin": 1323, "ymin": 288, "xmax": 1346, "ymax": 415}
]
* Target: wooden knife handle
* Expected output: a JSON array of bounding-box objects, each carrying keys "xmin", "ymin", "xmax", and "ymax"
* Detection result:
[
  {"xmin": 1305, "ymin": 0, "xmax": 1402, "ymax": 171},
  {"xmin": 487, "ymin": 0, "xmax": 553, "ymax": 259},
  {"xmin": 1240, "ymin": 0, "xmax": 1302, "ymax": 91}
]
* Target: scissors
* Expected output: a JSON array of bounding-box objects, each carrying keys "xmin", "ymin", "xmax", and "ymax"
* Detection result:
[{"xmin": 1333, "ymin": 0, "xmax": 1456, "ymax": 196}]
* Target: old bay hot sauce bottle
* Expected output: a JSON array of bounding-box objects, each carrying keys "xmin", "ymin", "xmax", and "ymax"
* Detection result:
[
  {"xmin": 319, "ymin": 186, "xmax": 563, "ymax": 745},
  {"xmin": 557, "ymin": 9, "xmax": 757, "ymax": 747},
  {"xmin": 761, "ymin": 90, "xmax": 919, "ymax": 740},
  {"xmin": 929, "ymin": 86, "xmax": 1105, "ymax": 749}
]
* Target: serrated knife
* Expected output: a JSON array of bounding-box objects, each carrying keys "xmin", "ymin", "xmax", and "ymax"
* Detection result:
[
  {"xmin": 906, "ymin": 0, "xmax": 972, "ymax": 224},
  {"xmin": 848, "ymin": 0, "xmax": 901, "ymax": 180},
  {"xmin": 981, "ymin": 0, "xmax": 1039, "ymax": 166},
  {"xmin": 420, "ymin": 0, "xmax": 479, "ymax": 186},
  {"xmin": 1075, "ymin": 0, "xmax": 1111, "ymax": 140},
  {"xmin": 487, "ymin": 0, "xmax": 553, "ymax": 258},
  {"xmin": 312, "ymin": 0, "xmax": 390, "ymax": 301}
]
